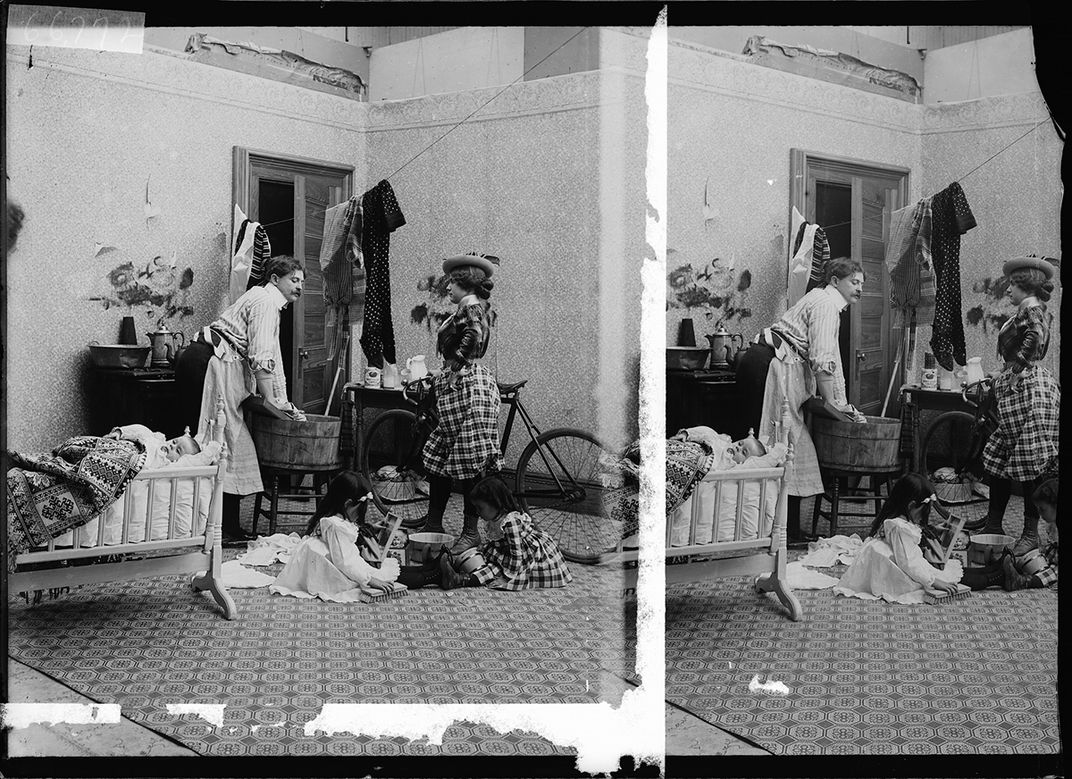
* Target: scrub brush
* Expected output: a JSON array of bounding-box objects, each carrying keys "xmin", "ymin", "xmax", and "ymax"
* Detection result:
[
  {"xmin": 359, "ymin": 582, "xmax": 409, "ymax": 603},
  {"xmin": 923, "ymin": 583, "xmax": 971, "ymax": 604}
]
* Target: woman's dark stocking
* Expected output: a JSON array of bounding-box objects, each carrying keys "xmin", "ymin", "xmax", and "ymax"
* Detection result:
[
  {"xmin": 420, "ymin": 474, "xmax": 451, "ymax": 534},
  {"xmin": 450, "ymin": 475, "xmax": 483, "ymax": 553},
  {"xmin": 983, "ymin": 477, "xmax": 1012, "ymax": 534},
  {"xmin": 1012, "ymin": 482, "xmax": 1041, "ymax": 555}
]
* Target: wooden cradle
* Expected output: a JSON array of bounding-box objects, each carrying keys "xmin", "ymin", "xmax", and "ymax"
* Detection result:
[
  {"xmin": 622, "ymin": 397, "xmax": 802, "ymax": 621},
  {"xmin": 9, "ymin": 399, "xmax": 236, "ymax": 620}
]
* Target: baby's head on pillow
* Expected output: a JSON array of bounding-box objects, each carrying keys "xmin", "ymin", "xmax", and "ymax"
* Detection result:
[
  {"xmin": 727, "ymin": 435, "xmax": 767, "ymax": 464},
  {"xmin": 160, "ymin": 428, "xmax": 201, "ymax": 462}
]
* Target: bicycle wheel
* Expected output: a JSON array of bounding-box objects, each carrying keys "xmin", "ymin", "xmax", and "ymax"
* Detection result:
[
  {"xmin": 514, "ymin": 428, "xmax": 621, "ymax": 564},
  {"xmin": 920, "ymin": 410, "xmax": 989, "ymax": 530},
  {"xmin": 362, "ymin": 409, "xmax": 430, "ymax": 529}
]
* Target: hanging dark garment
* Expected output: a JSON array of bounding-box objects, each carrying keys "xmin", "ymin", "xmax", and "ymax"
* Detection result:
[
  {"xmin": 928, "ymin": 182, "xmax": 977, "ymax": 371},
  {"xmin": 360, "ymin": 179, "xmax": 406, "ymax": 368},
  {"xmin": 804, "ymin": 226, "xmax": 831, "ymax": 293},
  {"xmin": 245, "ymin": 223, "xmax": 272, "ymax": 290},
  {"xmin": 321, "ymin": 196, "xmax": 362, "ymax": 306}
]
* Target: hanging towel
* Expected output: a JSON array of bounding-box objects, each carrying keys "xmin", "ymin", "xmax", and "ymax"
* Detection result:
[
  {"xmin": 360, "ymin": 179, "xmax": 406, "ymax": 368},
  {"xmin": 788, "ymin": 221, "xmax": 818, "ymax": 308},
  {"xmin": 929, "ymin": 182, "xmax": 976, "ymax": 370},
  {"xmin": 228, "ymin": 207, "xmax": 272, "ymax": 306}
]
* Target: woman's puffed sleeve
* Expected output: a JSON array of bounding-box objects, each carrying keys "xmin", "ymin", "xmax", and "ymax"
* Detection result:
[
  {"xmin": 884, "ymin": 518, "xmax": 938, "ymax": 588},
  {"xmin": 1009, "ymin": 307, "xmax": 1048, "ymax": 372},
  {"xmin": 448, "ymin": 304, "xmax": 487, "ymax": 371},
  {"xmin": 806, "ymin": 297, "xmax": 842, "ymax": 377}
]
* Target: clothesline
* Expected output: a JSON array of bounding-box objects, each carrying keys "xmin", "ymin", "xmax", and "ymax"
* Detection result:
[
  {"xmin": 257, "ymin": 27, "xmax": 592, "ymax": 232},
  {"xmin": 811, "ymin": 117, "xmax": 1050, "ymax": 234}
]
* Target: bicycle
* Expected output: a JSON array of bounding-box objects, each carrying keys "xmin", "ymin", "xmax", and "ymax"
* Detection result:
[
  {"xmin": 919, "ymin": 377, "xmax": 997, "ymax": 531},
  {"xmin": 360, "ymin": 374, "xmax": 622, "ymax": 564}
]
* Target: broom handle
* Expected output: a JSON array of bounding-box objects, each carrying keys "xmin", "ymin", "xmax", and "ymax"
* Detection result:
[
  {"xmin": 880, "ymin": 337, "xmax": 904, "ymax": 418},
  {"xmin": 327, "ymin": 332, "xmax": 350, "ymax": 416}
]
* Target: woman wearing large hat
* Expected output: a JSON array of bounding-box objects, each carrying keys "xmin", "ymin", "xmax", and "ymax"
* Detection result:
[
  {"xmin": 418, "ymin": 252, "xmax": 504, "ymax": 553},
  {"xmin": 981, "ymin": 255, "xmax": 1060, "ymax": 555}
]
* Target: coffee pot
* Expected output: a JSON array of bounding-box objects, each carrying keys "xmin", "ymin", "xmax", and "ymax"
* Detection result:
[
  {"xmin": 705, "ymin": 324, "xmax": 744, "ymax": 369},
  {"xmin": 147, "ymin": 324, "xmax": 186, "ymax": 367}
]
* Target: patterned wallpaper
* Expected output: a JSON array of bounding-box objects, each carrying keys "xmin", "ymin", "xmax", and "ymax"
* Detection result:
[
  {"xmin": 5, "ymin": 39, "xmax": 647, "ymax": 456},
  {"xmin": 5, "ymin": 46, "xmax": 367, "ymax": 451},
  {"xmin": 918, "ymin": 92, "xmax": 1062, "ymax": 378},
  {"xmin": 666, "ymin": 41, "xmax": 1062, "ymax": 384},
  {"xmin": 365, "ymin": 65, "xmax": 647, "ymax": 457},
  {"xmin": 667, "ymin": 43, "xmax": 921, "ymax": 348}
]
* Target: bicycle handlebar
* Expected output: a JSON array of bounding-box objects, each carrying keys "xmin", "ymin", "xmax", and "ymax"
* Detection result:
[{"xmin": 960, "ymin": 376, "xmax": 993, "ymax": 407}]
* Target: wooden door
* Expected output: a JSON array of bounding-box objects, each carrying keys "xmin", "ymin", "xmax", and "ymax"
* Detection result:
[
  {"xmin": 234, "ymin": 148, "xmax": 354, "ymax": 415},
  {"xmin": 293, "ymin": 174, "xmax": 346, "ymax": 414},
  {"xmin": 793, "ymin": 151, "xmax": 908, "ymax": 415},
  {"xmin": 849, "ymin": 178, "xmax": 899, "ymax": 416}
]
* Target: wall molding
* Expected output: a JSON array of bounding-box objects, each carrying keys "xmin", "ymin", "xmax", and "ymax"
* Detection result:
[
  {"xmin": 668, "ymin": 41, "xmax": 920, "ymax": 137},
  {"xmin": 6, "ymin": 46, "xmax": 365, "ymax": 133},
  {"xmin": 365, "ymin": 70, "xmax": 623, "ymax": 132}
]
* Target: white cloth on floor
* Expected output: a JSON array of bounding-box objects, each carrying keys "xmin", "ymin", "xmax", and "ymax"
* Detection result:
[
  {"xmin": 220, "ymin": 559, "xmax": 276, "ymax": 589},
  {"xmin": 796, "ymin": 534, "xmax": 865, "ymax": 568},
  {"xmin": 786, "ymin": 561, "xmax": 839, "ymax": 590},
  {"xmin": 237, "ymin": 532, "xmax": 303, "ymax": 566},
  {"xmin": 269, "ymin": 516, "xmax": 400, "ymax": 603}
]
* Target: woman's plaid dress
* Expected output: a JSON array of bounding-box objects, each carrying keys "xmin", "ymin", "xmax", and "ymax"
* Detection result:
[
  {"xmin": 421, "ymin": 301, "xmax": 503, "ymax": 479},
  {"xmin": 982, "ymin": 303, "xmax": 1060, "ymax": 482},
  {"xmin": 471, "ymin": 510, "xmax": 573, "ymax": 590}
]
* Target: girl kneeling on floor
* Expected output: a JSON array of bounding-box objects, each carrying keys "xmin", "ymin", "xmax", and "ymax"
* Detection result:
[
  {"xmin": 834, "ymin": 473, "xmax": 963, "ymax": 604},
  {"xmin": 424, "ymin": 475, "xmax": 573, "ymax": 591}
]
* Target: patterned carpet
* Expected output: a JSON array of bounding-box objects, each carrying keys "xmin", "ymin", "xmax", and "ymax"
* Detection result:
[
  {"xmin": 8, "ymin": 498, "xmax": 635, "ymax": 757},
  {"xmin": 665, "ymin": 504, "xmax": 1059, "ymax": 756}
]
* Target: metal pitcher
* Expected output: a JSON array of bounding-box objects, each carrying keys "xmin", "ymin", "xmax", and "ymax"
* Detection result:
[
  {"xmin": 147, "ymin": 325, "xmax": 186, "ymax": 367},
  {"xmin": 705, "ymin": 325, "xmax": 744, "ymax": 369}
]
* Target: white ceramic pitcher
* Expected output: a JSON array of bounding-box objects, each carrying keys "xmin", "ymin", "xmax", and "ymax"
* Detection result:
[{"xmin": 406, "ymin": 355, "xmax": 428, "ymax": 380}]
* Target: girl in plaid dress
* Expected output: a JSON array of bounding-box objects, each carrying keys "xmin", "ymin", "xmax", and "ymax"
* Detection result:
[
  {"xmin": 437, "ymin": 475, "xmax": 572, "ymax": 590},
  {"xmin": 981, "ymin": 257, "xmax": 1060, "ymax": 556},
  {"xmin": 418, "ymin": 254, "xmax": 504, "ymax": 554}
]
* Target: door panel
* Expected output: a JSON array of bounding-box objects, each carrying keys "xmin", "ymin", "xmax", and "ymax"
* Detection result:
[
  {"xmin": 294, "ymin": 174, "xmax": 333, "ymax": 415},
  {"xmin": 241, "ymin": 153, "xmax": 351, "ymax": 415},
  {"xmin": 792, "ymin": 151, "xmax": 907, "ymax": 416}
]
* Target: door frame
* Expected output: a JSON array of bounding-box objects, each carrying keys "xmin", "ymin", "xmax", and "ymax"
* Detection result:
[
  {"xmin": 232, "ymin": 147, "xmax": 355, "ymax": 410},
  {"xmin": 788, "ymin": 149, "xmax": 910, "ymax": 409}
]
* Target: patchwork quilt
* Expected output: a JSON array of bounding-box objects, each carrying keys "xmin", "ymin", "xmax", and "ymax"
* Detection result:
[{"xmin": 6, "ymin": 436, "xmax": 145, "ymax": 570}]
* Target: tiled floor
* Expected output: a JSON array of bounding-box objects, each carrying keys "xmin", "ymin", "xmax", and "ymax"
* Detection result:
[{"xmin": 7, "ymin": 659, "xmax": 761, "ymax": 757}]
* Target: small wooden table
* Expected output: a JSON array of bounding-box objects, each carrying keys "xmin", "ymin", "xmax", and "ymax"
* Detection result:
[
  {"xmin": 898, "ymin": 384, "xmax": 978, "ymax": 473},
  {"xmin": 342, "ymin": 382, "xmax": 411, "ymax": 472}
]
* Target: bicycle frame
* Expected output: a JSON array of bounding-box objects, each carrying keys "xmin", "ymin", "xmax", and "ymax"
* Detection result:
[{"xmin": 500, "ymin": 387, "xmax": 587, "ymax": 499}]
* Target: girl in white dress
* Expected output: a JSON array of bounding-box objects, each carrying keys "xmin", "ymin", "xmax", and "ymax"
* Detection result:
[{"xmin": 834, "ymin": 473, "xmax": 962, "ymax": 604}]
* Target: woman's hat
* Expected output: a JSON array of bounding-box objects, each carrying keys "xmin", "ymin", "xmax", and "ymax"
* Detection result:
[
  {"xmin": 1002, "ymin": 255, "xmax": 1055, "ymax": 281},
  {"xmin": 443, "ymin": 252, "xmax": 499, "ymax": 278}
]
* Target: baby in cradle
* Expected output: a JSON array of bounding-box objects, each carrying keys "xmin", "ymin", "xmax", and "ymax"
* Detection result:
[
  {"xmin": 675, "ymin": 425, "xmax": 767, "ymax": 467},
  {"xmin": 105, "ymin": 424, "xmax": 218, "ymax": 468}
]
